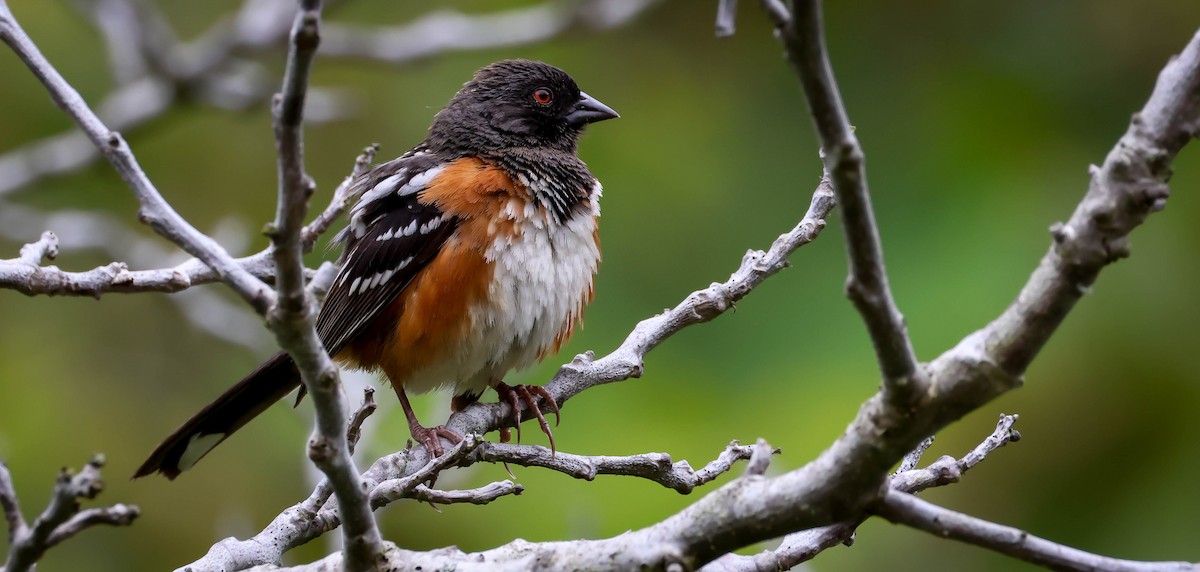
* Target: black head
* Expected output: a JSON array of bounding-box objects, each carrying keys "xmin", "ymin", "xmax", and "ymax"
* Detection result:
[{"xmin": 426, "ymin": 59, "xmax": 618, "ymax": 155}]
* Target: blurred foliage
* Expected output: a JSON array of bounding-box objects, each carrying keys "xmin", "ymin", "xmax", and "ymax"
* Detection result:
[{"xmin": 1, "ymin": 0, "xmax": 1199, "ymax": 570}]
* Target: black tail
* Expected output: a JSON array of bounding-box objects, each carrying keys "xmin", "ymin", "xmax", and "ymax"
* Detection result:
[{"xmin": 133, "ymin": 352, "xmax": 301, "ymax": 480}]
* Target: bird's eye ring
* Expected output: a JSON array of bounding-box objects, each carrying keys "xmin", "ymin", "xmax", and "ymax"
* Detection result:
[{"xmin": 532, "ymin": 88, "xmax": 554, "ymax": 106}]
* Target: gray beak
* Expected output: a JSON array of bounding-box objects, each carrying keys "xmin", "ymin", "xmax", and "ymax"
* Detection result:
[{"xmin": 565, "ymin": 91, "xmax": 619, "ymax": 126}]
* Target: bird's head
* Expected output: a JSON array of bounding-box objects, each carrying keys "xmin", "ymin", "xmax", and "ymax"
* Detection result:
[{"xmin": 428, "ymin": 59, "xmax": 619, "ymax": 154}]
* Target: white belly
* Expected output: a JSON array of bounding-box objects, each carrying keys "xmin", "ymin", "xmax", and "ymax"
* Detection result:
[{"xmin": 403, "ymin": 212, "xmax": 599, "ymax": 395}]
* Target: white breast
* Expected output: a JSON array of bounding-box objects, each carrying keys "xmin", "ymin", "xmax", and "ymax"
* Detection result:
[
  {"xmin": 402, "ymin": 189, "xmax": 601, "ymax": 396},
  {"xmin": 470, "ymin": 210, "xmax": 598, "ymax": 388}
]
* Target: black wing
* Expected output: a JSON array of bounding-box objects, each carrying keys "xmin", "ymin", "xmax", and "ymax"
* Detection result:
[{"xmin": 317, "ymin": 150, "xmax": 458, "ymax": 355}]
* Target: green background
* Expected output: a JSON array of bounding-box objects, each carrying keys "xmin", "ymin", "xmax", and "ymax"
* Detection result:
[{"xmin": 1, "ymin": 1, "xmax": 1199, "ymax": 570}]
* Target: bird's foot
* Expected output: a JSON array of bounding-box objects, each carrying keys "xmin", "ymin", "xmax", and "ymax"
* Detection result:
[
  {"xmin": 494, "ymin": 381, "xmax": 560, "ymax": 455},
  {"xmin": 410, "ymin": 423, "xmax": 463, "ymax": 458}
]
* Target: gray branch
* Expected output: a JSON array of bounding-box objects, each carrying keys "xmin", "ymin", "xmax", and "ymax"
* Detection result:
[
  {"xmin": 877, "ymin": 491, "xmax": 1199, "ymax": 572},
  {"xmin": 0, "ymin": 464, "xmax": 25, "ymax": 546},
  {"xmin": 474, "ymin": 440, "xmax": 758, "ymax": 494},
  {"xmin": 0, "ymin": 1, "xmax": 276, "ymax": 314},
  {"xmin": 1, "ymin": 455, "xmax": 139, "ymax": 572},
  {"xmin": 703, "ymin": 414, "xmax": 1023, "ymax": 571},
  {"xmin": 770, "ymin": 0, "xmax": 926, "ymax": 403},
  {"xmin": 262, "ymin": 1, "xmax": 385, "ymax": 569},
  {"xmin": 184, "ymin": 435, "xmax": 757, "ymax": 570},
  {"xmin": 407, "ymin": 481, "xmax": 524, "ymax": 507}
]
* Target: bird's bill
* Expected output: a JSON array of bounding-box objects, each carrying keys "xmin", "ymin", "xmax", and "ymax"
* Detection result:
[{"xmin": 566, "ymin": 91, "xmax": 620, "ymax": 126}]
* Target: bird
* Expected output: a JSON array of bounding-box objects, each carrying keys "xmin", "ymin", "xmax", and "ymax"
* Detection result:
[{"xmin": 134, "ymin": 59, "xmax": 618, "ymax": 480}]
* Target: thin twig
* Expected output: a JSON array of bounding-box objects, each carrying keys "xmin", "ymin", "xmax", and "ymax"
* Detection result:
[
  {"xmin": 772, "ymin": 0, "xmax": 926, "ymax": 403},
  {"xmin": 741, "ymin": 439, "xmax": 777, "ymax": 477},
  {"xmin": 346, "ymin": 387, "xmax": 378, "ymax": 454},
  {"xmin": 897, "ymin": 436, "xmax": 934, "ymax": 473},
  {"xmin": 408, "ymin": 481, "xmax": 523, "ymax": 506},
  {"xmin": 368, "ymin": 436, "xmax": 483, "ymax": 509},
  {"xmin": 301, "ymin": 144, "xmax": 379, "ymax": 252},
  {"xmin": 183, "ymin": 435, "xmax": 756, "ymax": 569},
  {"xmin": 2, "ymin": 455, "xmax": 139, "ymax": 572},
  {"xmin": 877, "ymin": 491, "xmax": 1199, "ymax": 572},
  {"xmin": 476, "ymin": 440, "xmax": 757, "ymax": 494},
  {"xmin": 16, "ymin": 231, "xmax": 57, "ymax": 265}
]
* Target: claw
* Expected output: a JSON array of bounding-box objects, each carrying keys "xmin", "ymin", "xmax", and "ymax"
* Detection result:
[
  {"xmin": 494, "ymin": 381, "xmax": 558, "ymax": 456},
  {"xmin": 496, "ymin": 382, "xmax": 524, "ymax": 444},
  {"xmin": 526, "ymin": 385, "xmax": 560, "ymax": 427},
  {"xmin": 411, "ymin": 424, "xmax": 463, "ymax": 459},
  {"xmin": 516, "ymin": 385, "xmax": 556, "ymax": 455}
]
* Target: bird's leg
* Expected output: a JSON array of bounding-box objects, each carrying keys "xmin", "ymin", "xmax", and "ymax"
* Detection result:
[
  {"xmin": 494, "ymin": 381, "xmax": 560, "ymax": 455},
  {"xmin": 392, "ymin": 383, "xmax": 461, "ymax": 458}
]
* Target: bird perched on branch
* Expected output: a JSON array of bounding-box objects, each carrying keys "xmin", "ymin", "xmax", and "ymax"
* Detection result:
[{"xmin": 135, "ymin": 59, "xmax": 618, "ymax": 479}]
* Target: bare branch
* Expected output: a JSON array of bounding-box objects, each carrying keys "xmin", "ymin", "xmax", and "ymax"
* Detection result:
[
  {"xmin": 2, "ymin": 455, "xmax": 139, "ymax": 572},
  {"xmin": 369, "ymin": 436, "xmax": 483, "ymax": 510},
  {"xmin": 0, "ymin": 245, "xmax": 282, "ymax": 298},
  {"xmin": 185, "ymin": 435, "xmax": 756, "ymax": 570},
  {"xmin": 0, "ymin": 463, "xmax": 26, "ymax": 545},
  {"xmin": 408, "ymin": 481, "xmax": 523, "ymax": 506},
  {"xmin": 769, "ymin": 0, "xmax": 926, "ymax": 402},
  {"xmin": 889, "ymin": 413, "xmax": 1021, "ymax": 493},
  {"xmin": 0, "ymin": 1, "xmax": 275, "ymax": 314},
  {"xmin": 757, "ymin": 0, "xmax": 789, "ymax": 27},
  {"xmin": 704, "ymin": 414, "xmax": 1023, "ymax": 571},
  {"xmin": 0, "ymin": 138, "xmax": 370, "ymax": 300},
  {"xmin": 16, "ymin": 231, "xmax": 57, "ymax": 265},
  {"xmin": 262, "ymin": 0, "xmax": 385, "ymax": 568},
  {"xmin": 877, "ymin": 491, "xmax": 1199, "ymax": 572},
  {"xmin": 43, "ymin": 504, "xmax": 139, "ymax": 548},
  {"xmin": 346, "ymin": 387, "xmax": 377, "ymax": 454},
  {"xmin": 741, "ymin": 439, "xmax": 777, "ymax": 477},
  {"xmin": 476, "ymin": 440, "xmax": 756, "ymax": 494},
  {"xmin": 976, "ymin": 29, "xmax": 1200, "ymax": 375},
  {"xmin": 897, "ymin": 435, "xmax": 934, "ymax": 473},
  {"xmin": 301, "ymin": 144, "xmax": 379, "ymax": 252}
]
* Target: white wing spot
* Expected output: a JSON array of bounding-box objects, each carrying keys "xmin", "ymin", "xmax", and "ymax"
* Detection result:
[
  {"xmin": 400, "ymin": 220, "xmax": 418, "ymax": 237},
  {"xmin": 398, "ymin": 165, "xmax": 445, "ymax": 196},
  {"xmin": 419, "ymin": 216, "xmax": 443, "ymax": 235}
]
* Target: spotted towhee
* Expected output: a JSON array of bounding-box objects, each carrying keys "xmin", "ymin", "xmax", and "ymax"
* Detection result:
[{"xmin": 134, "ymin": 59, "xmax": 618, "ymax": 479}]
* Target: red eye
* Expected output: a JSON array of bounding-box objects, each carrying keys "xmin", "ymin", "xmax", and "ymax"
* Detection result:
[{"xmin": 532, "ymin": 88, "xmax": 554, "ymax": 105}]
